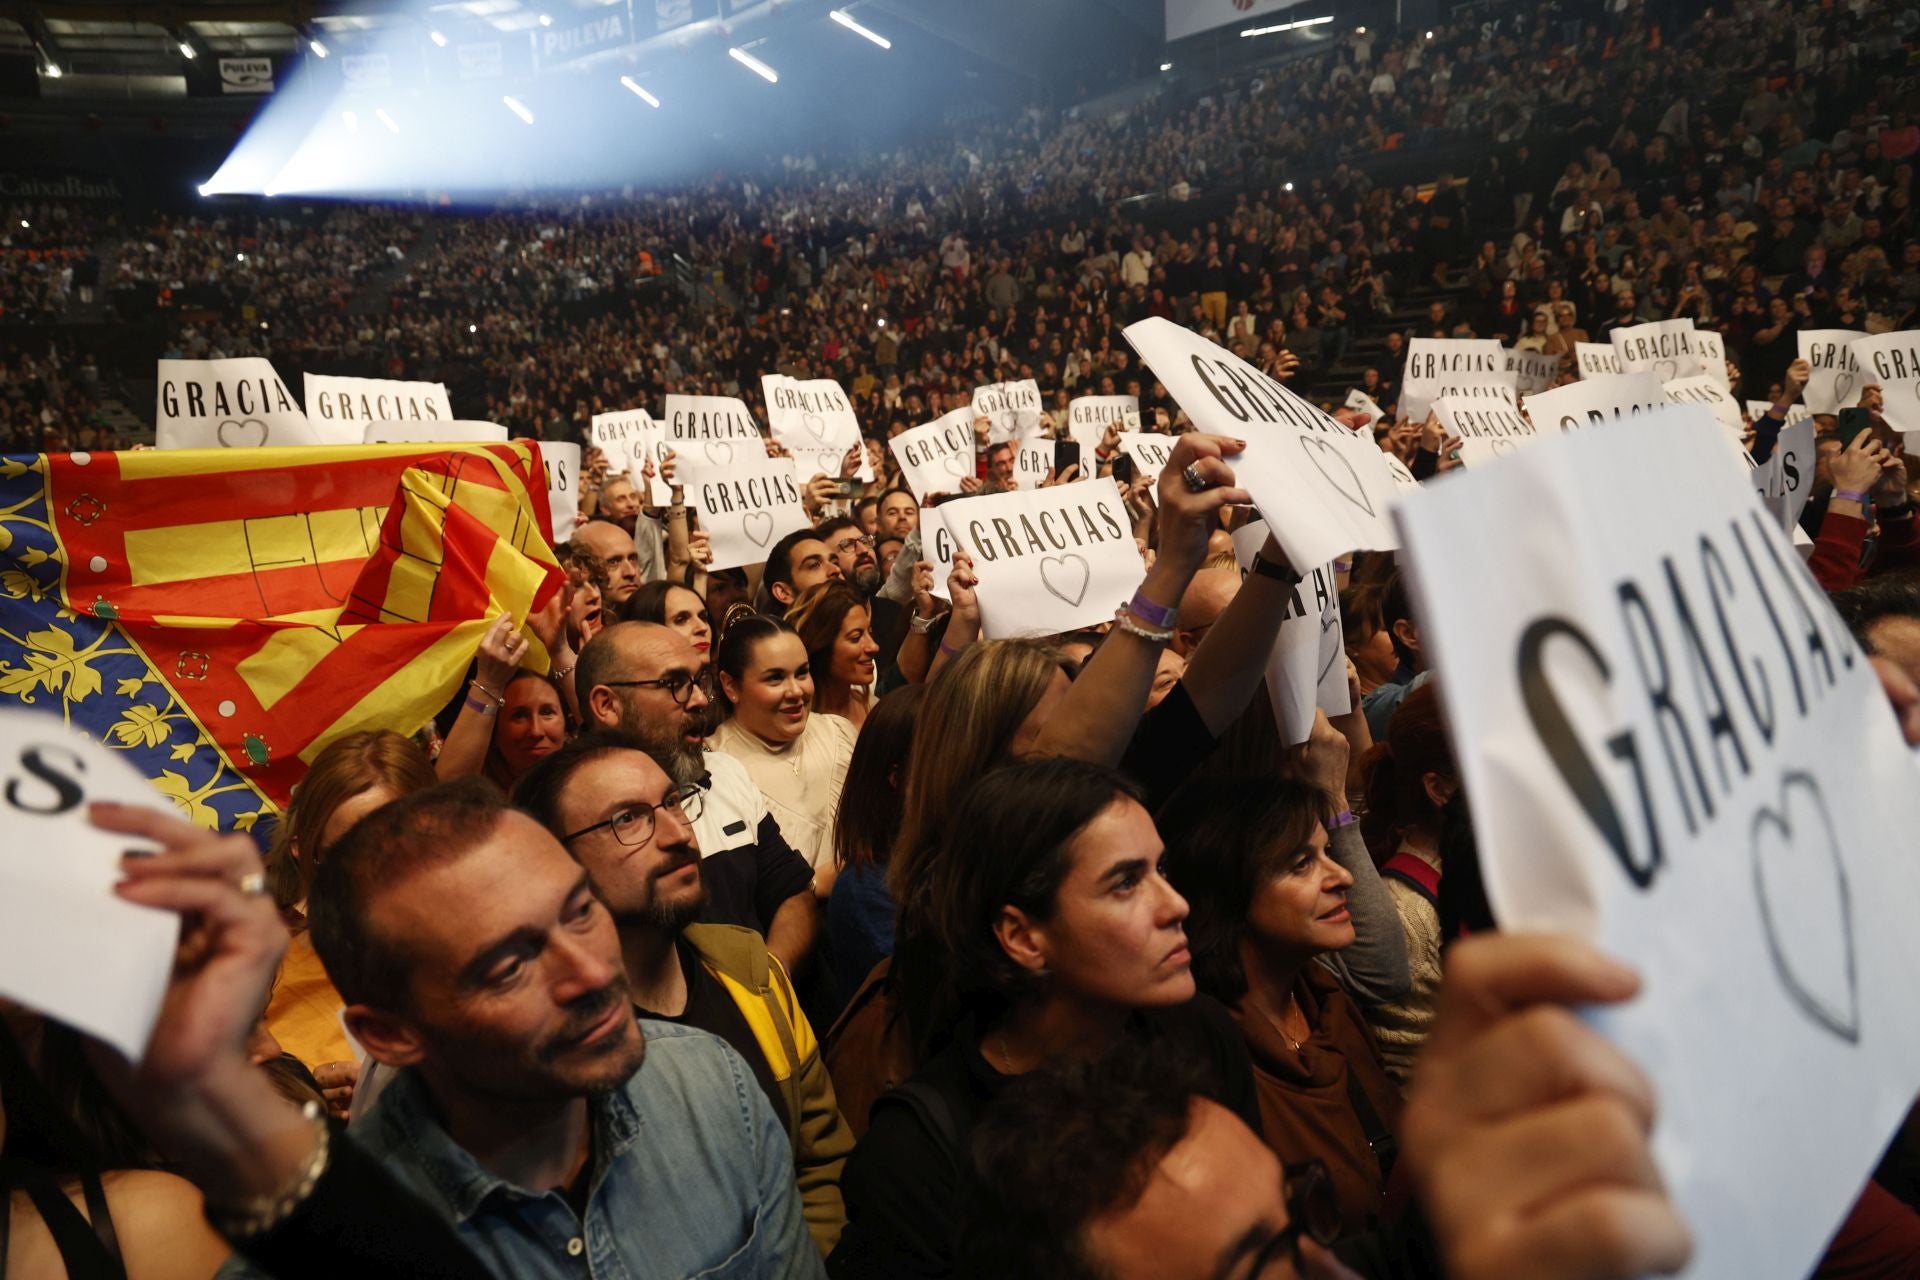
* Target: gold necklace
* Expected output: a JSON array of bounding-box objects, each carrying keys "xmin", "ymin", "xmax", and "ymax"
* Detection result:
[{"xmin": 991, "ymin": 1031, "xmax": 1018, "ymax": 1074}]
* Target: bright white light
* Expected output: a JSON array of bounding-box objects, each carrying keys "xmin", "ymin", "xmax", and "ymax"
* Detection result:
[
  {"xmin": 197, "ymin": 182, "xmax": 211, "ymax": 197},
  {"xmin": 1160, "ymin": 61, "xmax": 1173, "ymax": 71},
  {"xmin": 829, "ymin": 10, "xmax": 891, "ymax": 49},
  {"xmin": 1283, "ymin": 181, "xmax": 1294, "ymax": 191},
  {"xmin": 1241, "ymin": 15, "xmax": 1334, "ymax": 36},
  {"xmin": 236, "ymin": 253, "xmax": 246, "ymax": 262},
  {"xmin": 877, "ymin": 317, "xmax": 887, "ymax": 328},
  {"xmin": 469, "ymin": 323, "xmax": 478, "ymax": 333},
  {"xmin": 503, "ymin": 95, "xmax": 535, "ymax": 124},
  {"xmin": 538, "ymin": 12, "xmax": 553, "ymax": 25},
  {"xmin": 179, "ymin": 41, "xmax": 197, "ymax": 58},
  {"xmin": 430, "ymin": 29, "xmax": 448, "ymax": 46},
  {"xmin": 620, "ymin": 76, "xmax": 660, "ymax": 107},
  {"xmin": 376, "ymin": 108, "xmax": 399, "ymax": 134},
  {"xmin": 18, "ymin": 220, "xmax": 28, "ymax": 229},
  {"xmin": 43, "ymin": 62, "xmax": 61, "ymax": 78},
  {"xmin": 1356, "ymin": 25, "xmax": 1367, "ymax": 34},
  {"xmin": 1425, "ymin": 30, "xmax": 1434, "ymax": 38},
  {"xmin": 342, "ymin": 109, "xmax": 358, "ymax": 132},
  {"xmin": 309, "ymin": 38, "xmax": 328, "ymax": 57},
  {"xmin": 729, "ymin": 47, "xmax": 779, "ymax": 83}
]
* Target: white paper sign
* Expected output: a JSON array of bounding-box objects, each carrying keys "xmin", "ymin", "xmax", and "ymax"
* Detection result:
[
  {"xmin": 1575, "ymin": 342, "xmax": 1625, "ymax": 378},
  {"xmin": 156, "ymin": 358, "xmax": 318, "ymax": 449},
  {"xmin": 1693, "ymin": 330, "xmax": 1729, "ymax": 387},
  {"xmin": 1126, "ymin": 318, "xmax": 1398, "ymax": 571},
  {"xmin": 889, "ymin": 408, "xmax": 977, "ymax": 501},
  {"xmin": 1798, "ymin": 329, "xmax": 1867, "ymax": 415},
  {"xmin": 763, "ymin": 375, "xmax": 873, "ymax": 483},
  {"xmin": 1118, "ymin": 431, "xmax": 1177, "ymax": 489},
  {"xmin": 1846, "ymin": 332, "xmax": 1920, "ymax": 438},
  {"xmin": 590, "ymin": 409, "xmax": 672, "ymax": 506},
  {"xmin": 1344, "ymin": 389, "xmax": 1387, "ymax": 429},
  {"xmin": 1433, "ymin": 394, "xmax": 1540, "ymax": 468},
  {"xmin": 1523, "ymin": 373, "xmax": 1666, "ymax": 433},
  {"xmin": 1013, "ymin": 437, "xmax": 1055, "ymax": 491},
  {"xmin": 1610, "ymin": 319, "xmax": 1706, "ymax": 382},
  {"xmin": 1383, "ymin": 453, "xmax": 1420, "ymax": 489},
  {"xmin": 679, "ymin": 454, "xmax": 809, "ymax": 571},
  {"xmin": 1504, "ymin": 348, "xmax": 1563, "ymax": 395},
  {"xmin": 925, "ymin": 478, "xmax": 1144, "ymax": 638},
  {"xmin": 1769, "ymin": 419, "xmax": 1819, "ymax": 532},
  {"xmin": 973, "ymin": 379, "xmax": 1045, "ymax": 445},
  {"xmin": 362, "ymin": 420, "xmax": 508, "ymax": 445},
  {"xmin": 0, "ymin": 708, "xmax": 181, "ymax": 1060},
  {"xmin": 1231, "ymin": 521, "xmax": 1350, "ymax": 745},
  {"xmin": 1066, "ymin": 396, "xmax": 1140, "ymax": 455},
  {"xmin": 661, "ymin": 394, "xmax": 765, "ymax": 464},
  {"xmin": 1400, "ymin": 338, "xmax": 1513, "ymax": 421},
  {"xmin": 539, "ymin": 442, "xmax": 581, "ymax": 545},
  {"xmin": 1394, "ymin": 407, "xmax": 1920, "ymax": 1280},
  {"xmin": 304, "ymin": 375, "xmax": 453, "ymax": 445},
  {"xmin": 1663, "ymin": 375, "xmax": 1749, "ymax": 451}
]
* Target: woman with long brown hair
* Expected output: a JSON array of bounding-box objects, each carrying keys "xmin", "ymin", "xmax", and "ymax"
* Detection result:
[{"xmin": 786, "ymin": 581, "xmax": 882, "ymax": 729}]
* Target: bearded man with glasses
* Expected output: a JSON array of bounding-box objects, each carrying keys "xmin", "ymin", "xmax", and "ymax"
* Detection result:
[
  {"xmin": 515, "ymin": 732, "xmax": 856, "ymax": 1257},
  {"xmin": 572, "ymin": 621, "xmax": 820, "ymax": 980}
]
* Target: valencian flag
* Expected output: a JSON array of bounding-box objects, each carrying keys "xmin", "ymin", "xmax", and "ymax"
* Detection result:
[{"xmin": 0, "ymin": 442, "xmax": 564, "ymax": 834}]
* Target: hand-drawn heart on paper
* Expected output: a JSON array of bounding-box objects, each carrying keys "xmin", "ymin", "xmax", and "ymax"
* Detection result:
[
  {"xmin": 704, "ymin": 440, "xmax": 735, "ymax": 467},
  {"xmin": 1490, "ymin": 438, "xmax": 1519, "ymax": 457},
  {"xmin": 802, "ymin": 412, "xmax": 830, "ymax": 443},
  {"xmin": 1013, "ymin": 409, "xmax": 1042, "ymax": 436},
  {"xmin": 743, "ymin": 511, "xmax": 775, "ymax": 549},
  {"xmin": 940, "ymin": 452, "xmax": 973, "ymax": 479},
  {"xmin": 1298, "ymin": 435, "xmax": 1376, "ymax": 517},
  {"xmin": 216, "ymin": 418, "xmax": 270, "ymax": 448},
  {"xmin": 1833, "ymin": 372, "xmax": 1856, "ymax": 406},
  {"xmin": 1317, "ymin": 612, "xmax": 1343, "ymax": 686},
  {"xmin": 1750, "ymin": 771, "xmax": 1859, "ymax": 1044},
  {"xmin": 1039, "ymin": 553, "xmax": 1090, "ymax": 607},
  {"xmin": 1653, "ymin": 358, "xmax": 1679, "ymax": 382}
]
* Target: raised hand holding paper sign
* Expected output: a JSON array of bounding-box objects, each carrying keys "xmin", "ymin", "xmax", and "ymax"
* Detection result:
[
  {"xmin": 973, "ymin": 379, "xmax": 1045, "ymax": 445},
  {"xmin": 0, "ymin": 708, "xmax": 180, "ymax": 1060},
  {"xmin": 1126, "ymin": 317, "xmax": 1397, "ymax": 570},
  {"xmin": 1399, "ymin": 337, "xmax": 1514, "ymax": 420},
  {"xmin": 1118, "ymin": 431, "xmax": 1176, "ymax": 488},
  {"xmin": 1798, "ymin": 329, "xmax": 1867, "ymax": 414},
  {"xmin": 924, "ymin": 477, "xmax": 1143, "ymax": 638},
  {"xmin": 680, "ymin": 454, "xmax": 809, "ymax": 571},
  {"xmin": 1609, "ymin": 318, "xmax": 1706, "ymax": 382},
  {"xmin": 1503, "ymin": 348, "xmax": 1562, "ymax": 395},
  {"xmin": 889, "ymin": 407, "xmax": 977, "ymax": 501},
  {"xmin": 1846, "ymin": 331, "xmax": 1920, "ymax": 443},
  {"xmin": 157, "ymin": 357, "xmax": 319, "ymax": 449},
  {"xmin": 762, "ymin": 375, "xmax": 874, "ymax": 482},
  {"xmin": 590, "ymin": 408, "xmax": 672, "ymax": 505},
  {"xmin": 662, "ymin": 394, "xmax": 764, "ymax": 466},
  {"xmin": 1393, "ymin": 405, "xmax": 1920, "ymax": 1280},
  {"xmin": 1575, "ymin": 341, "xmax": 1625, "ymax": 378},
  {"xmin": 1066, "ymin": 395, "xmax": 1139, "ymax": 455},
  {"xmin": 1432, "ymin": 393, "xmax": 1539, "ymax": 468}
]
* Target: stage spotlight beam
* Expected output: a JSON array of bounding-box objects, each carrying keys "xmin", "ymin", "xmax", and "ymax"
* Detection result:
[
  {"xmin": 729, "ymin": 46, "xmax": 778, "ymax": 82},
  {"xmin": 620, "ymin": 76, "xmax": 661, "ymax": 107},
  {"xmin": 829, "ymin": 10, "xmax": 890, "ymax": 49}
]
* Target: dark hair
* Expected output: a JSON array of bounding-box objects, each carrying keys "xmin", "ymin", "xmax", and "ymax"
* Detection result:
[
  {"xmin": 1379, "ymin": 568, "xmax": 1417, "ymax": 666},
  {"xmin": 621, "ymin": 578, "xmax": 702, "ymax": 626},
  {"xmin": 1158, "ymin": 775, "xmax": 1333, "ymax": 1001},
  {"xmin": 1435, "ymin": 795, "xmax": 1494, "ymax": 942},
  {"xmin": 960, "ymin": 1040, "xmax": 1219, "ymax": 1280},
  {"xmin": 763, "ymin": 528, "xmax": 820, "ymax": 596},
  {"xmin": 878, "ymin": 485, "xmax": 918, "ymax": 511},
  {"xmin": 787, "ymin": 580, "xmax": 870, "ymax": 691},
  {"xmin": 712, "ymin": 611, "xmax": 801, "ymax": 715},
  {"xmin": 511, "ymin": 727, "xmax": 666, "ymax": 836},
  {"xmin": 853, "ymin": 495, "xmax": 879, "ymax": 524},
  {"xmin": 907, "ymin": 758, "xmax": 1140, "ymax": 1054},
  {"xmin": 309, "ymin": 777, "xmax": 509, "ymax": 1012},
  {"xmin": 813, "ymin": 514, "xmax": 861, "ymax": 545},
  {"xmin": 1359, "ymin": 683, "xmax": 1455, "ymax": 858},
  {"xmin": 833, "ymin": 684, "xmax": 926, "ymax": 872},
  {"xmin": 1830, "ymin": 573, "xmax": 1920, "ymax": 651}
]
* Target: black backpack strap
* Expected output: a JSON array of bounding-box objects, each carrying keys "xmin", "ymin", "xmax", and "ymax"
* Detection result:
[{"xmin": 1342, "ymin": 1068, "xmax": 1399, "ymax": 1186}]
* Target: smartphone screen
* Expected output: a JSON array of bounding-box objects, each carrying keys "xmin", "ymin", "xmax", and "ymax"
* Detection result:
[{"xmin": 1055, "ymin": 440, "xmax": 1081, "ymax": 475}]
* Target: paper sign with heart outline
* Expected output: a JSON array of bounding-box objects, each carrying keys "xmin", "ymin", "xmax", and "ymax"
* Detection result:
[
  {"xmin": 704, "ymin": 440, "xmax": 736, "ymax": 467},
  {"xmin": 1750, "ymin": 771, "xmax": 1859, "ymax": 1045},
  {"xmin": 679, "ymin": 454, "xmax": 810, "ymax": 571},
  {"xmin": 743, "ymin": 510, "xmax": 775, "ymax": 549},
  {"xmin": 1039, "ymin": 554, "xmax": 1091, "ymax": 607},
  {"xmin": 942, "ymin": 477, "xmax": 1145, "ymax": 638},
  {"xmin": 216, "ymin": 418, "xmax": 270, "ymax": 448},
  {"xmin": 157, "ymin": 357, "xmax": 318, "ymax": 449},
  {"xmin": 1299, "ymin": 435, "xmax": 1376, "ymax": 517}
]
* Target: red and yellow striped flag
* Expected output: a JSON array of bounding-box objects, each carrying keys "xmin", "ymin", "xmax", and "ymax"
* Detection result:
[{"xmin": 10, "ymin": 441, "xmax": 563, "ymax": 815}]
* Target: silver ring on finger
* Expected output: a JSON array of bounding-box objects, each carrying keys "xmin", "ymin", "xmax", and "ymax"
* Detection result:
[
  {"xmin": 238, "ymin": 871, "xmax": 268, "ymax": 897},
  {"xmin": 1182, "ymin": 463, "xmax": 1211, "ymax": 494}
]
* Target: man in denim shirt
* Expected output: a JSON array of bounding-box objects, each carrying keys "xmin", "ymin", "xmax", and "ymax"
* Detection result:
[{"xmin": 225, "ymin": 778, "xmax": 822, "ymax": 1280}]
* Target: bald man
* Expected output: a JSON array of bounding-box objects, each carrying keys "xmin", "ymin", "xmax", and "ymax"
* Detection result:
[
  {"xmin": 1174, "ymin": 568, "xmax": 1240, "ymax": 656},
  {"xmin": 570, "ymin": 520, "xmax": 647, "ymax": 609}
]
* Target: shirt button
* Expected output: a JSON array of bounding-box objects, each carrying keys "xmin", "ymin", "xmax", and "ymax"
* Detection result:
[{"xmin": 566, "ymin": 1237, "xmax": 585, "ymax": 1258}]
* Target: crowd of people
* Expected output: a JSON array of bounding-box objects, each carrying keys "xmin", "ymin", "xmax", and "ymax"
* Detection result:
[{"xmin": 6, "ymin": 0, "xmax": 1920, "ymax": 1275}]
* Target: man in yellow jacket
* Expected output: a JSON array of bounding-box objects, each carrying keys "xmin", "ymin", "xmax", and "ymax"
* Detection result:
[{"xmin": 515, "ymin": 731, "xmax": 854, "ymax": 1255}]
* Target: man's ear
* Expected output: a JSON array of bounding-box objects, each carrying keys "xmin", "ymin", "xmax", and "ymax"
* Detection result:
[
  {"xmin": 343, "ymin": 1005, "xmax": 428, "ymax": 1071},
  {"xmin": 1391, "ymin": 616, "xmax": 1421, "ymax": 656},
  {"xmin": 770, "ymin": 580, "xmax": 796, "ymax": 607},
  {"xmin": 587, "ymin": 684, "xmax": 618, "ymax": 728},
  {"xmin": 992, "ymin": 905, "xmax": 1051, "ymax": 977}
]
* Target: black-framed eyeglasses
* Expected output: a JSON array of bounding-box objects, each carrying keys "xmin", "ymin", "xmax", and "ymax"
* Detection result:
[
  {"xmin": 562, "ymin": 784, "xmax": 704, "ymax": 847},
  {"xmin": 1244, "ymin": 1160, "xmax": 1339, "ymax": 1277},
  {"xmin": 832, "ymin": 534, "xmax": 875, "ymax": 554},
  {"xmin": 600, "ymin": 669, "xmax": 713, "ymax": 707}
]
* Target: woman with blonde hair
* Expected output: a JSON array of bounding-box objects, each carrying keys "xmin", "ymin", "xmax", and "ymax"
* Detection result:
[{"xmin": 262, "ymin": 729, "xmax": 435, "ymax": 1113}]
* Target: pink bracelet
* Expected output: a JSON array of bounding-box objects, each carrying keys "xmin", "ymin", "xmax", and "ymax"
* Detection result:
[
  {"xmin": 1832, "ymin": 489, "xmax": 1868, "ymax": 504},
  {"xmin": 1327, "ymin": 809, "xmax": 1357, "ymax": 830}
]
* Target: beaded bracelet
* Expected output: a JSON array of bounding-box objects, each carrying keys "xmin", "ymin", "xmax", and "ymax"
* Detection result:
[
  {"xmin": 206, "ymin": 1100, "xmax": 330, "ymax": 1241},
  {"xmin": 1116, "ymin": 613, "xmax": 1175, "ymax": 646}
]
